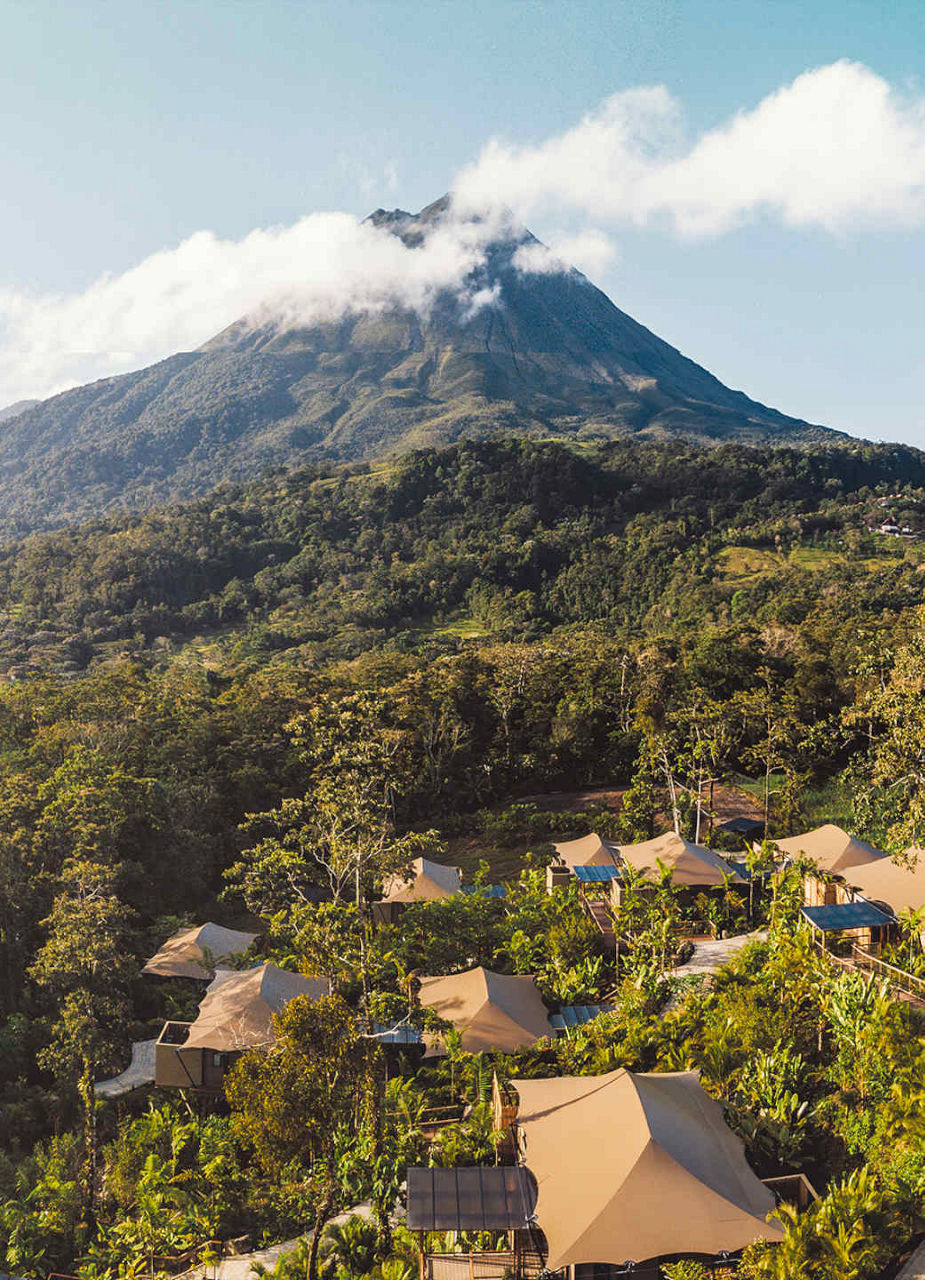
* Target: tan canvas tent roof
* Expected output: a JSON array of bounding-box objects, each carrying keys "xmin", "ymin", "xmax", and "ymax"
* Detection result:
[
  {"xmin": 774, "ymin": 824, "xmax": 886, "ymax": 873},
  {"xmin": 184, "ymin": 963, "xmax": 329, "ymax": 1052},
  {"xmin": 382, "ymin": 857, "xmax": 462, "ymax": 904},
  {"xmin": 553, "ymin": 833, "xmax": 619, "ymax": 869},
  {"xmin": 512, "ymin": 1068, "xmax": 783, "ymax": 1268},
  {"xmin": 417, "ymin": 966, "xmax": 552, "ymax": 1054},
  {"xmin": 617, "ymin": 832, "xmax": 745, "ymax": 887},
  {"xmin": 846, "ymin": 851, "xmax": 925, "ymax": 916},
  {"xmin": 143, "ymin": 922, "xmax": 259, "ymax": 980}
]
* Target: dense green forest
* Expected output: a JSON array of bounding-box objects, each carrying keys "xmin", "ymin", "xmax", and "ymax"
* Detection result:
[
  {"xmin": 1, "ymin": 438, "xmax": 925, "ymax": 1278},
  {"xmin": 2, "ymin": 437, "xmax": 925, "ymax": 677}
]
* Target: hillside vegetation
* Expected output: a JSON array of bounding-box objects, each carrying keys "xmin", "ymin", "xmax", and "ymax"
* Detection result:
[{"xmin": 0, "ymin": 437, "xmax": 922, "ymax": 677}]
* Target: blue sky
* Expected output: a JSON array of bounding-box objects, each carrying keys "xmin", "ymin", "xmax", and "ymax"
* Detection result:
[{"xmin": 2, "ymin": 0, "xmax": 925, "ymax": 443}]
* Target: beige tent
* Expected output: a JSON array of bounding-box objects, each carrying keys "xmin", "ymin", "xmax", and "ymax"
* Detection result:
[
  {"xmin": 183, "ymin": 963, "xmax": 330, "ymax": 1052},
  {"xmin": 617, "ymin": 831, "xmax": 745, "ymax": 887},
  {"xmin": 774, "ymin": 824, "xmax": 886, "ymax": 873},
  {"xmin": 512, "ymin": 1068, "xmax": 783, "ymax": 1268},
  {"xmin": 143, "ymin": 922, "xmax": 259, "ymax": 980},
  {"xmin": 553, "ymin": 833, "xmax": 619, "ymax": 869},
  {"xmin": 417, "ymin": 966, "xmax": 552, "ymax": 1054},
  {"xmin": 846, "ymin": 851, "xmax": 925, "ymax": 916},
  {"xmin": 382, "ymin": 857, "xmax": 462, "ymax": 904}
]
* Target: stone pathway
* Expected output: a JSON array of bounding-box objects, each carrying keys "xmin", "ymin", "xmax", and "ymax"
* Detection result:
[
  {"xmin": 669, "ymin": 930, "xmax": 767, "ymax": 979},
  {"xmin": 897, "ymin": 1239, "xmax": 925, "ymax": 1278},
  {"xmin": 189, "ymin": 1204, "xmax": 372, "ymax": 1279},
  {"xmin": 94, "ymin": 1039, "xmax": 156, "ymax": 1099}
]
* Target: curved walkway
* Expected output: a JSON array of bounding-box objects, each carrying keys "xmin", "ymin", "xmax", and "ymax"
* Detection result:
[
  {"xmin": 898, "ymin": 1239, "xmax": 925, "ymax": 1278},
  {"xmin": 189, "ymin": 1203, "xmax": 372, "ymax": 1279},
  {"xmin": 669, "ymin": 930, "xmax": 767, "ymax": 979}
]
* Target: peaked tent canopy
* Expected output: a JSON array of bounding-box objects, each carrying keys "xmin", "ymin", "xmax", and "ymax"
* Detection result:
[
  {"xmin": 143, "ymin": 922, "xmax": 259, "ymax": 980},
  {"xmin": 843, "ymin": 851, "xmax": 925, "ymax": 916},
  {"xmin": 553, "ymin": 833, "xmax": 619, "ymax": 869},
  {"xmin": 382, "ymin": 857, "xmax": 462, "ymax": 904},
  {"xmin": 617, "ymin": 832, "xmax": 745, "ymax": 887},
  {"xmin": 184, "ymin": 964, "xmax": 329, "ymax": 1052},
  {"xmin": 417, "ymin": 966, "xmax": 552, "ymax": 1054},
  {"xmin": 774, "ymin": 824, "xmax": 887, "ymax": 873},
  {"xmin": 512, "ymin": 1068, "xmax": 783, "ymax": 1268}
]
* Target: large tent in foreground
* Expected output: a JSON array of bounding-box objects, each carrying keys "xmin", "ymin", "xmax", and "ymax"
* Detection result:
[
  {"xmin": 774, "ymin": 824, "xmax": 886, "ymax": 874},
  {"xmin": 381, "ymin": 857, "xmax": 462, "ymax": 904},
  {"xmin": 844, "ymin": 852, "xmax": 925, "ymax": 916},
  {"xmin": 617, "ymin": 831, "xmax": 745, "ymax": 887},
  {"xmin": 512, "ymin": 1068, "xmax": 783, "ymax": 1268},
  {"xmin": 143, "ymin": 922, "xmax": 259, "ymax": 980},
  {"xmin": 417, "ymin": 966, "xmax": 552, "ymax": 1055},
  {"xmin": 553, "ymin": 833, "xmax": 619, "ymax": 869}
]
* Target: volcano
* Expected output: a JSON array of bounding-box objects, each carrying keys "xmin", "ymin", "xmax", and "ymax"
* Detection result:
[{"xmin": 0, "ymin": 196, "xmax": 837, "ymax": 531}]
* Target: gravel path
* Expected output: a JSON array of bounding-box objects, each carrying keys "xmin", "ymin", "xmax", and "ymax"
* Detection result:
[
  {"xmin": 669, "ymin": 931, "xmax": 767, "ymax": 979},
  {"xmin": 190, "ymin": 1204, "xmax": 372, "ymax": 1279}
]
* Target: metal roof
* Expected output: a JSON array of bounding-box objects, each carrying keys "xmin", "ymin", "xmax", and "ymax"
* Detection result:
[
  {"xmin": 461, "ymin": 884, "xmax": 508, "ymax": 898},
  {"xmin": 572, "ymin": 864, "xmax": 621, "ymax": 883},
  {"xmin": 371, "ymin": 1022, "xmax": 423, "ymax": 1045},
  {"xmin": 406, "ymin": 1165, "xmax": 536, "ymax": 1231},
  {"xmin": 801, "ymin": 901, "xmax": 893, "ymax": 932},
  {"xmin": 549, "ymin": 1004, "xmax": 614, "ymax": 1034}
]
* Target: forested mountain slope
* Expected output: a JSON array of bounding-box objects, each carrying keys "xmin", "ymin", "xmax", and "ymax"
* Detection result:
[
  {"xmin": 0, "ymin": 199, "xmax": 836, "ymax": 532},
  {"xmin": 0, "ymin": 436, "xmax": 923, "ymax": 676}
]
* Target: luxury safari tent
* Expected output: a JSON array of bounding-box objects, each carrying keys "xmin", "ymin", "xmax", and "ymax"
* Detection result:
[
  {"xmin": 798, "ymin": 851, "xmax": 925, "ymax": 956},
  {"xmin": 407, "ymin": 1068, "xmax": 784, "ymax": 1280},
  {"xmin": 616, "ymin": 831, "xmax": 745, "ymax": 890},
  {"xmin": 373, "ymin": 857, "xmax": 463, "ymax": 924},
  {"xmin": 846, "ymin": 851, "xmax": 925, "ymax": 918},
  {"xmin": 509, "ymin": 1068, "xmax": 784, "ymax": 1276},
  {"xmin": 416, "ymin": 966, "xmax": 552, "ymax": 1055},
  {"xmin": 155, "ymin": 963, "xmax": 329, "ymax": 1092},
  {"xmin": 774, "ymin": 824, "xmax": 887, "ymax": 877},
  {"xmin": 548, "ymin": 832, "xmax": 620, "ymax": 892},
  {"xmin": 552, "ymin": 832, "xmax": 619, "ymax": 869},
  {"xmin": 143, "ymin": 922, "xmax": 259, "ymax": 981}
]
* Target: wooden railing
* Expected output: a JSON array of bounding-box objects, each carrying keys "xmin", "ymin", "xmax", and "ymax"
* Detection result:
[{"xmin": 815, "ymin": 938, "xmax": 925, "ymax": 1005}]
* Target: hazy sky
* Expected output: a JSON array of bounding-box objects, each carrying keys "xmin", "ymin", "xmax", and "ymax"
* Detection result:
[{"xmin": 2, "ymin": 0, "xmax": 925, "ymax": 444}]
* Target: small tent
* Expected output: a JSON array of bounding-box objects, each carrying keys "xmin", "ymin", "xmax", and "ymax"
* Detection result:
[
  {"xmin": 774, "ymin": 824, "xmax": 886, "ymax": 874},
  {"xmin": 184, "ymin": 964, "xmax": 330, "ymax": 1052},
  {"xmin": 617, "ymin": 831, "xmax": 745, "ymax": 887},
  {"xmin": 143, "ymin": 922, "xmax": 259, "ymax": 980},
  {"xmin": 417, "ymin": 966, "xmax": 552, "ymax": 1054},
  {"xmin": 512, "ymin": 1068, "xmax": 783, "ymax": 1268},
  {"xmin": 553, "ymin": 833, "xmax": 619, "ymax": 869},
  {"xmin": 381, "ymin": 857, "xmax": 462, "ymax": 904}
]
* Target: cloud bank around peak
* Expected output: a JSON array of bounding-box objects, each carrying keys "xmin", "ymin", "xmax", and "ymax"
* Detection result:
[
  {"xmin": 0, "ymin": 212, "xmax": 493, "ymax": 408},
  {"xmin": 3, "ymin": 59, "xmax": 925, "ymax": 408},
  {"xmin": 454, "ymin": 60, "xmax": 925, "ymax": 236}
]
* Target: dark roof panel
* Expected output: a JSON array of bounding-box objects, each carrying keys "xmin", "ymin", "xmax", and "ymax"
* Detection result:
[
  {"xmin": 802, "ymin": 901, "xmax": 893, "ymax": 931},
  {"xmin": 573, "ymin": 864, "xmax": 621, "ymax": 883},
  {"xmin": 406, "ymin": 1166, "xmax": 536, "ymax": 1231}
]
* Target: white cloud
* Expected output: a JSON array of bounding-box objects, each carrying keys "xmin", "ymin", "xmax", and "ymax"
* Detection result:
[
  {"xmin": 513, "ymin": 229, "xmax": 618, "ymax": 277},
  {"xmin": 0, "ymin": 212, "xmax": 492, "ymax": 406},
  {"xmin": 3, "ymin": 60, "xmax": 925, "ymax": 408},
  {"xmin": 454, "ymin": 61, "xmax": 925, "ymax": 235}
]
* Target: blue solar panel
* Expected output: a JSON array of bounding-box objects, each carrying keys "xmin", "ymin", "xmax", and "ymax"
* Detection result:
[
  {"xmin": 801, "ymin": 901, "xmax": 893, "ymax": 931},
  {"xmin": 550, "ymin": 1004, "xmax": 614, "ymax": 1032},
  {"xmin": 371, "ymin": 1022, "xmax": 424, "ymax": 1045},
  {"xmin": 572, "ymin": 864, "xmax": 621, "ymax": 883}
]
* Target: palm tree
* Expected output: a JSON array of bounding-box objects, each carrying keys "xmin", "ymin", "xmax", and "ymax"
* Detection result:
[{"xmin": 319, "ymin": 1215, "xmax": 379, "ymax": 1280}]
